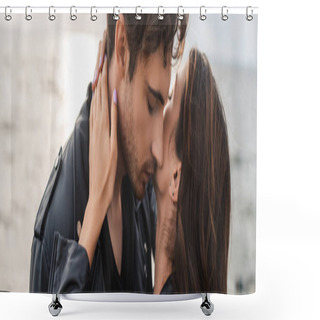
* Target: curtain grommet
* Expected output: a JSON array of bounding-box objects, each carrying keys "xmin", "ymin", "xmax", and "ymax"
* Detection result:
[
  {"xmin": 5, "ymin": 6, "xmax": 12, "ymax": 21},
  {"xmin": 177, "ymin": 6, "xmax": 184, "ymax": 20},
  {"xmin": 135, "ymin": 6, "xmax": 142, "ymax": 21},
  {"xmin": 70, "ymin": 6, "xmax": 77, "ymax": 21},
  {"xmin": 25, "ymin": 6, "xmax": 32, "ymax": 21},
  {"xmin": 200, "ymin": 6, "xmax": 207, "ymax": 21},
  {"xmin": 90, "ymin": 6, "xmax": 97, "ymax": 21},
  {"xmin": 246, "ymin": 6, "xmax": 253, "ymax": 21},
  {"xmin": 221, "ymin": 6, "xmax": 228, "ymax": 21},
  {"xmin": 49, "ymin": 6, "xmax": 56, "ymax": 21},
  {"xmin": 113, "ymin": 6, "xmax": 120, "ymax": 21},
  {"xmin": 158, "ymin": 6, "xmax": 164, "ymax": 20}
]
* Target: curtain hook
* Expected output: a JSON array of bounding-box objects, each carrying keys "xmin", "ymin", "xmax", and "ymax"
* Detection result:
[
  {"xmin": 25, "ymin": 6, "xmax": 32, "ymax": 21},
  {"xmin": 157, "ymin": 6, "xmax": 164, "ymax": 21},
  {"xmin": 200, "ymin": 6, "xmax": 207, "ymax": 21},
  {"xmin": 49, "ymin": 6, "xmax": 56, "ymax": 21},
  {"xmin": 5, "ymin": 6, "xmax": 12, "ymax": 21},
  {"xmin": 113, "ymin": 6, "xmax": 120, "ymax": 21},
  {"xmin": 70, "ymin": 6, "xmax": 77, "ymax": 21},
  {"xmin": 221, "ymin": 6, "xmax": 228, "ymax": 21},
  {"xmin": 177, "ymin": 6, "xmax": 184, "ymax": 20},
  {"xmin": 246, "ymin": 6, "xmax": 254, "ymax": 21},
  {"xmin": 90, "ymin": 6, "xmax": 97, "ymax": 21},
  {"xmin": 135, "ymin": 6, "xmax": 142, "ymax": 21}
]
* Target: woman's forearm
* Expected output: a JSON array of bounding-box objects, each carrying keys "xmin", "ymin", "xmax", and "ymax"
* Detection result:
[
  {"xmin": 78, "ymin": 199, "xmax": 106, "ymax": 267},
  {"xmin": 153, "ymin": 222, "xmax": 173, "ymax": 294}
]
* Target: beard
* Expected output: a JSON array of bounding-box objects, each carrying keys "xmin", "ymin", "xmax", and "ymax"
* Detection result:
[{"xmin": 118, "ymin": 79, "xmax": 146, "ymax": 200}]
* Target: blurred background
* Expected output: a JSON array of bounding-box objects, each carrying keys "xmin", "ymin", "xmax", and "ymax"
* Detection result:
[{"xmin": 0, "ymin": 13, "xmax": 257, "ymax": 293}]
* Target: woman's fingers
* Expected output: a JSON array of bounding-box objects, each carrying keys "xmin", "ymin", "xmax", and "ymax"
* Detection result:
[
  {"xmin": 101, "ymin": 57, "xmax": 109, "ymax": 130},
  {"xmin": 92, "ymin": 30, "xmax": 107, "ymax": 92},
  {"xmin": 91, "ymin": 80, "xmax": 97, "ymax": 128},
  {"xmin": 110, "ymin": 88, "xmax": 118, "ymax": 159},
  {"xmin": 96, "ymin": 73, "xmax": 102, "ymax": 119},
  {"xmin": 101, "ymin": 30, "xmax": 107, "ymax": 61},
  {"xmin": 92, "ymin": 40, "xmax": 102, "ymax": 91}
]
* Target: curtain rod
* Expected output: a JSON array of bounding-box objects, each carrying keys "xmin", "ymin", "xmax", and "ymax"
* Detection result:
[{"xmin": 0, "ymin": 6, "xmax": 259, "ymax": 15}]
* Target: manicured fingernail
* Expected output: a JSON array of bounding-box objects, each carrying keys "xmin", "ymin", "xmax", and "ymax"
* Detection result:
[
  {"xmin": 113, "ymin": 89, "xmax": 117, "ymax": 105},
  {"xmin": 99, "ymin": 55, "xmax": 103, "ymax": 69}
]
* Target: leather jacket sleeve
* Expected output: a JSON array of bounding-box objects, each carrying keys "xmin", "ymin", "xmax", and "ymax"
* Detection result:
[
  {"xmin": 30, "ymin": 84, "xmax": 92, "ymax": 294},
  {"xmin": 48, "ymin": 232, "xmax": 90, "ymax": 293}
]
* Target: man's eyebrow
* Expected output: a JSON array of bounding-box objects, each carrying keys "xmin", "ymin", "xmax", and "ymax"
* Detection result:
[{"xmin": 147, "ymin": 83, "xmax": 164, "ymax": 106}]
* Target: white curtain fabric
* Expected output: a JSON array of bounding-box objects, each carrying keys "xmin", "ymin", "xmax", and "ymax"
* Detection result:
[{"xmin": 0, "ymin": 13, "xmax": 257, "ymax": 293}]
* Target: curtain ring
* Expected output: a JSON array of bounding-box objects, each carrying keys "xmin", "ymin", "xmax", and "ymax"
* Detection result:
[
  {"xmin": 5, "ymin": 6, "xmax": 12, "ymax": 21},
  {"xmin": 113, "ymin": 6, "xmax": 120, "ymax": 21},
  {"xmin": 70, "ymin": 6, "xmax": 77, "ymax": 21},
  {"xmin": 200, "ymin": 6, "xmax": 207, "ymax": 21},
  {"xmin": 177, "ymin": 6, "xmax": 184, "ymax": 20},
  {"xmin": 246, "ymin": 6, "xmax": 253, "ymax": 21},
  {"xmin": 157, "ymin": 6, "xmax": 164, "ymax": 21},
  {"xmin": 135, "ymin": 6, "xmax": 142, "ymax": 21},
  {"xmin": 25, "ymin": 6, "xmax": 32, "ymax": 21},
  {"xmin": 221, "ymin": 6, "xmax": 228, "ymax": 21},
  {"xmin": 90, "ymin": 6, "xmax": 97, "ymax": 21},
  {"xmin": 49, "ymin": 6, "xmax": 56, "ymax": 21}
]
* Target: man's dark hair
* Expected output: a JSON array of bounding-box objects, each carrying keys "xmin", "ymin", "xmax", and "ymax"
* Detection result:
[{"xmin": 106, "ymin": 14, "xmax": 188, "ymax": 81}]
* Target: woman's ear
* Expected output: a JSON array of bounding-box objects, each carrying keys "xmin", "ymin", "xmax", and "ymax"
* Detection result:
[
  {"xmin": 114, "ymin": 14, "xmax": 128, "ymax": 80},
  {"xmin": 169, "ymin": 162, "xmax": 181, "ymax": 203}
]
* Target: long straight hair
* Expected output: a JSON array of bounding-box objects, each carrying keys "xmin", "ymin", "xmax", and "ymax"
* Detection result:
[{"xmin": 173, "ymin": 48, "xmax": 231, "ymax": 293}]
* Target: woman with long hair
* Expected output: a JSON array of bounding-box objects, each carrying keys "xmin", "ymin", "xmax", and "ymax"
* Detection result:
[
  {"xmin": 89, "ymin": 45, "xmax": 230, "ymax": 294},
  {"xmin": 153, "ymin": 47, "xmax": 231, "ymax": 294}
]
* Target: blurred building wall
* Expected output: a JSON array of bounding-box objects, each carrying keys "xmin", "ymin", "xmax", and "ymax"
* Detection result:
[{"xmin": 0, "ymin": 15, "xmax": 106, "ymax": 291}]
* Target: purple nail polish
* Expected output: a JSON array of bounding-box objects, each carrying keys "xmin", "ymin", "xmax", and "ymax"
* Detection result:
[
  {"xmin": 113, "ymin": 89, "xmax": 117, "ymax": 105},
  {"xmin": 99, "ymin": 55, "xmax": 103, "ymax": 69}
]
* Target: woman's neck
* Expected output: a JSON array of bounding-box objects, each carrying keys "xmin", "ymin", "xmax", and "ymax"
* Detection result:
[{"xmin": 153, "ymin": 192, "xmax": 175, "ymax": 294}]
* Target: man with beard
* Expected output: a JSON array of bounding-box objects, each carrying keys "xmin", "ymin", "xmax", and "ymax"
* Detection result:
[{"xmin": 29, "ymin": 14, "xmax": 188, "ymax": 294}]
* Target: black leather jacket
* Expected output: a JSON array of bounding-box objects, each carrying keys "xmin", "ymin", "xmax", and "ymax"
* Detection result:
[{"xmin": 29, "ymin": 84, "xmax": 157, "ymax": 294}]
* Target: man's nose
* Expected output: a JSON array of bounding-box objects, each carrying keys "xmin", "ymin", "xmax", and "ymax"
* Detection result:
[{"xmin": 151, "ymin": 119, "xmax": 163, "ymax": 169}]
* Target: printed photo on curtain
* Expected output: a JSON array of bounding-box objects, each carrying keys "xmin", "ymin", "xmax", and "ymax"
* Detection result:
[{"xmin": 0, "ymin": 11, "xmax": 257, "ymax": 296}]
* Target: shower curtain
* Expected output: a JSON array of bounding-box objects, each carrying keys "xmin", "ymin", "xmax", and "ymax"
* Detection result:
[{"xmin": 0, "ymin": 9, "xmax": 257, "ymax": 296}]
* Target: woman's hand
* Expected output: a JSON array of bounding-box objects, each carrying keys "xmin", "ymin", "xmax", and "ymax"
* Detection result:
[
  {"xmin": 89, "ymin": 59, "xmax": 118, "ymax": 211},
  {"xmin": 92, "ymin": 30, "xmax": 107, "ymax": 93},
  {"xmin": 79, "ymin": 57, "xmax": 118, "ymax": 267}
]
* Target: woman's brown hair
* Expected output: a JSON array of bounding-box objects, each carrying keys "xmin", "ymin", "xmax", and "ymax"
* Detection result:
[{"xmin": 173, "ymin": 48, "xmax": 231, "ymax": 293}]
